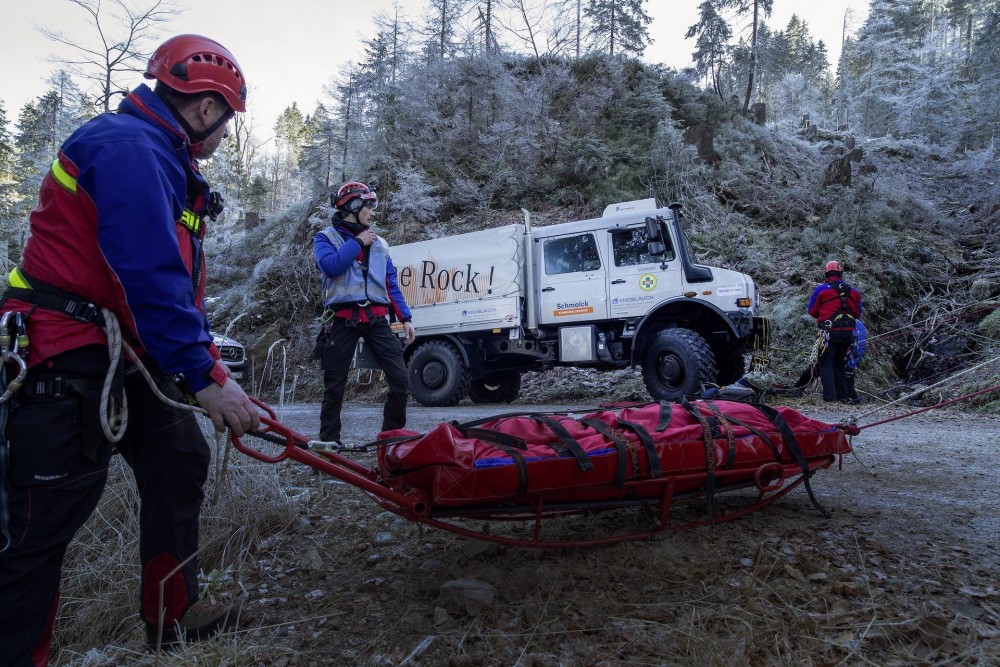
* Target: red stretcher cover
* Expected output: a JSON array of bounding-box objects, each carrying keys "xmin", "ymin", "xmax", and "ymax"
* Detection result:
[{"xmin": 378, "ymin": 400, "xmax": 850, "ymax": 507}]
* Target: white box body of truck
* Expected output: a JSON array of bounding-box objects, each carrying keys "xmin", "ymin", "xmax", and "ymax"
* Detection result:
[{"xmin": 392, "ymin": 224, "xmax": 526, "ymax": 335}]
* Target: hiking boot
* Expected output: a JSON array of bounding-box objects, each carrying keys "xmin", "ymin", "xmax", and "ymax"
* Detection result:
[{"xmin": 145, "ymin": 598, "xmax": 248, "ymax": 650}]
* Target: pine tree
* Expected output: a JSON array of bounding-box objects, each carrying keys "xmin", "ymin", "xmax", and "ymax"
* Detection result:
[
  {"xmin": 686, "ymin": 1, "xmax": 733, "ymax": 97},
  {"xmin": 299, "ymin": 103, "xmax": 339, "ymax": 194},
  {"xmin": 13, "ymin": 72, "xmax": 91, "ymax": 212},
  {"xmin": 844, "ymin": 0, "xmax": 928, "ymax": 137},
  {"xmin": 0, "ymin": 101, "xmax": 19, "ymax": 255},
  {"xmin": 584, "ymin": 0, "xmax": 652, "ymax": 57}
]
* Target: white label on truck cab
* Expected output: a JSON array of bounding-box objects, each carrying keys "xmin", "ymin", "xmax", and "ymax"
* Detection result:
[{"xmin": 716, "ymin": 285, "xmax": 744, "ymax": 296}]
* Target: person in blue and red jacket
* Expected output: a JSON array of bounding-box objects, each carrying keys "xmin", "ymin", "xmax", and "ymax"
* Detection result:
[
  {"xmin": 314, "ymin": 181, "xmax": 415, "ymax": 444},
  {"xmin": 807, "ymin": 260, "xmax": 863, "ymax": 403},
  {"xmin": 0, "ymin": 35, "xmax": 260, "ymax": 663}
]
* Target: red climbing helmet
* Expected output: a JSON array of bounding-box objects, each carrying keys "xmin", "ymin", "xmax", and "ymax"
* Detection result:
[
  {"xmin": 145, "ymin": 34, "xmax": 247, "ymax": 112},
  {"xmin": 825, "ymin": 260, "xmax": 844, "ymax": 274},
  {"xmin": 334, "ymin": 181, "xmax": 379, "ymax": 213}
]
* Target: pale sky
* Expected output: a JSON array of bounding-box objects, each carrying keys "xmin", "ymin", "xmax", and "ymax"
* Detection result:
[{"xmin": 1, "ymin": 0, "xmax": 868, "ymax": 139}]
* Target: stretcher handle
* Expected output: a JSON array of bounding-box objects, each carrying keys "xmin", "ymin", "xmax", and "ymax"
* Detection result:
[
  {"xmin": 754, "ymin": 462, "xmax": 786, "ymax": 493},
  {"xmin": 229, "ymin": 396, "xmax": 310, "ymax": 464}
]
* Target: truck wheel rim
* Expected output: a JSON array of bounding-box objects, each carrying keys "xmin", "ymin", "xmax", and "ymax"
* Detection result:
[
  {"xmin": 658, "ymin": 355, "xmax": 683, "ymax": 387},
  {"xmin": 422, "ymin": 361, "xmax": 447, "ymax": 389}
]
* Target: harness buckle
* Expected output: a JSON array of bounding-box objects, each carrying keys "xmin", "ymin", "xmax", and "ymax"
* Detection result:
[{"xmin": 68, "ymin": 300, "xmax": 101, "ymax": 324}]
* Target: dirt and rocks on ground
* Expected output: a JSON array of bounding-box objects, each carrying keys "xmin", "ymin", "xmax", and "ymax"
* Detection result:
[{"xmin": 58, "ymin": 397, "xmax": 1000, "ymax": 666}]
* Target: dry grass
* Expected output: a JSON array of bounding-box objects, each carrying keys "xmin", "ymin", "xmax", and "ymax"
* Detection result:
[{"xmin": 49, "ymin": 400, "xmax": 1000, "ymax": 666}]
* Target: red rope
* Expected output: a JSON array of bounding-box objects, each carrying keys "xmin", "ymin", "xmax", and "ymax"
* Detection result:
[{"xmin": 858, "ymin": 384, "xmax": 1000, "ymax": 431}]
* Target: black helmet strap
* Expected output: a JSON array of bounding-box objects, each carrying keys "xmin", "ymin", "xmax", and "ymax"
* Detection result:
[{"xmin": 155, "ymin": 86, "xmax": 231, "ymax": 144}]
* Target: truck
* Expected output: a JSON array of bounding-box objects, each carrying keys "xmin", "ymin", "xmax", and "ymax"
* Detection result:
[{"xmin": 364, "ymin": 199, "xmax": 768, "ymax": 406}]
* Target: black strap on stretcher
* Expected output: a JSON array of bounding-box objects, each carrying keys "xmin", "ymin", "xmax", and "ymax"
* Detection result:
[
  {"xmin": 527, "ymin": 415, "xmax": 594, "ymax": 472},
  {"xmin": 701, "ymin": 401, "xmax": 738, "ymax": 470},
  {"xmin": 702, "ymin": 401, "xmax": 783, "ymax": 463},
  {"xmin": 453, "ymin": 412, "xmax": 595, "ymax": 473},
  {"xmin": 655, "ymin": 400, "xmax": 674, "ymax": 432},
  {"xmin": 457, "ymin": 426, "xmax": 531, "ymax": 496},
  {"xmin": 680, "ymin": 398, "xmax": 718, "ymax": 520},
  {"xmin": 749, "ymin": 404, "xmax": 831, "ymax": 518},
  {"xmin": 579, "ymin": 419, "xmax": 628, "ymax": 489},
  {"xmin": 615, "ymin": 419, "xmax": 662, "ymax": 478}
]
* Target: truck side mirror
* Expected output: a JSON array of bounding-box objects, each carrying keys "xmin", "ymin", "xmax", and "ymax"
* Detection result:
[
  {"xmin": 645, "ymin": 216, "xmax": 666, "ymax": 256},
  {"xmin": 644, "ymin": 216, "xmax": 662, "ymax": 242}
]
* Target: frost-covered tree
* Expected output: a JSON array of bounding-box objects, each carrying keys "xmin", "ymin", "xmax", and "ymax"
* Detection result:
[
  {"xmin": 300, "ymin": 103, "xmax": 339, "ymax": 194},
  {"xmin": 0, "ymin": 102, "xmax": 16, "ymax": 227},
  {"xmin": 13, "ymin": 73, "xmax": 91, "ymax": 210},
  {"xmin": 422, "ymin": 0, "xmax": 470, "ymax": 61},
  {"xmin": 844, "ymin": 0, "xmax": 928, "ymax": 137},
  {"xmin": 686, "ymin": 1, "xmax": 733, "ymax": 97},
  {"xmin": 970, "ymin": 5, "xmax": 1000, "ymax": 146},
  {"xmin": 324, "ymin": 63, "xmax": 366, "ymax": 184},
  {"xmin": 495, "ymin": 0, "xmax": 578, "ymax": 60},
  {"xmin": 584, "ymin": 0, "xmax": 652, "ymax": 57}
]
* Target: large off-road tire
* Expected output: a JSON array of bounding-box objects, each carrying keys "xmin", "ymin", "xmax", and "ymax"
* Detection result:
[
  {"xmin": 641, "ymin": 328, "xmax": 717, "ymax": 401},
  {"xmin": 468, "ymin": 371, "xmax": 522, "ymax": 404},
  {"xmin": 407, "ymin": 340, "xmax": 471, "ymax": 407}
]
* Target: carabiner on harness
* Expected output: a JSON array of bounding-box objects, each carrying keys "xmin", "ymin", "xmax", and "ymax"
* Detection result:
[{"xmin": 0, "ymin": 311, "xmax": 29, "ymax": 403}]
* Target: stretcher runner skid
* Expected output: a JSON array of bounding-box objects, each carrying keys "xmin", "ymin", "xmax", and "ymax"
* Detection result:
[{"xmin": 232, "ymin": 399, "xmax": 854, "ymax": 548}]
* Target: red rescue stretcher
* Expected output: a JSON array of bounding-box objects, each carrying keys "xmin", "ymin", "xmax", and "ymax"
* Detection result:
[{"xmin": 232, "ymin": 398, "xmax": 855, "ymax": 548}]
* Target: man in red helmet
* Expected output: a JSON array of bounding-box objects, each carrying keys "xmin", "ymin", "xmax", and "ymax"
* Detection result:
[
  {"xmin": 807, "ymin": 260, "xmax": 863, "ymax": 402},
  {"xmin": 0, "ymin": 35, "xmax": 259, "ymax": 662},
  {"xmin": 314, "ymin": 181, "xmax": 415, "ymax": 445}
]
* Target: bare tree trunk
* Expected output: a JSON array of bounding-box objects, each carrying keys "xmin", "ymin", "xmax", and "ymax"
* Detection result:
[{"xmin": 741, "ymin": 0, "xmax": 761, "ymax": 114}]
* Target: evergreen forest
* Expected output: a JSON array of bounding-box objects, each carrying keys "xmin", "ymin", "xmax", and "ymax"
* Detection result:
[{"xmin": 1, "ymin": 0, "xmax": 999, "ymax": 405}]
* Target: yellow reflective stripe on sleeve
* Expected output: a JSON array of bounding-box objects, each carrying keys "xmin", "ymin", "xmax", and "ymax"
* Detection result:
[
  {"xmin": 7, "ymin": 266, "xmax": 31, "ymax": 289},
  {"xmin": 179, "ymin": 209, "xmax": 203, "ymax": 236},
  {"xmin": 50, "ymin": 158, "xmax": 77, "ymax": 194}
]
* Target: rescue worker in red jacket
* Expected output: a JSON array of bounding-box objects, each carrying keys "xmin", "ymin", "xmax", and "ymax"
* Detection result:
[
  {"xmin": 313, "ymin": 181, "xmax": 415, "ymax": 444},
  {"xmin": 0, "ymin": 35, "xmax": 259, "ymax": 663},
  {"xmin": 807, "ymin": 260, "xmax": 863, "ymax": 403}
]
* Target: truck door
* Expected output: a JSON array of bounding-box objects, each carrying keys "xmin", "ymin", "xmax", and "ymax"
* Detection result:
[
  {"xmin": 537, "ymin": 231, "xmax": 609, "ymax": 325},
  {"xmin": 607, "ymin": 225, "xmax": 683, "ymax": 318}
]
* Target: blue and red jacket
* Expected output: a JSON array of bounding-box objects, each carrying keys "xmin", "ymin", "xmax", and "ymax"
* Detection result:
[
  {"xmin": 2, "ymin": 84, "xmax": 223, "ymax": 391},
  {"xmin": 314, "ymin": 219, "xmax": 412, "ymax": 325},
  {"xmin": 807, "ymin": 278, "xmax": 863, "ymax": 330}
]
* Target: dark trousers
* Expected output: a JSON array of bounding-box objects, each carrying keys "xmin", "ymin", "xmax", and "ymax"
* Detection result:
[
  {"xmin": 319, "ymin": 317, "xmax": 409, "ymax": 442},
  {"xmin": 845, "ymin": 367, "xmax": 860, "ymax": 402},
  {"xmin": 0, "ymin": 347, "xmax": 209, "ymax": 665},
  {"xmin": 818, "ymin": 340, "xmax": 851, "ymax": 401}
]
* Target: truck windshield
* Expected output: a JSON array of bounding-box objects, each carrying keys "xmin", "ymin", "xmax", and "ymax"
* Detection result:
[
  {"xmin": 543, "ymin": 234, "xmax": 602, "ymax": 275},
  {"xmin": 611, "ymin": 227, "xmax": 674, "ymax": 266}
]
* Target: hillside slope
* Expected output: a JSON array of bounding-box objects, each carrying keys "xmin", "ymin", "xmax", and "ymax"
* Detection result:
[{"xmin": 204, "ymin": 117, "xmax": 1000, "ymax": 410}]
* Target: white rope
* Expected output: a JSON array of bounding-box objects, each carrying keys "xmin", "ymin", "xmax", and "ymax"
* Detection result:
[
  {"xmin": 853, "ymin": 353, "xmax": 1000, "ymax": 422},
  {"xmin": 100, "ymin": 309, "xmax": 237, "ymax": 498},
  {"xmin": 98, "ymin": 308, "xmax": 128, "ymax": 442},
  {"xmin": 99, "ymin": 308, "xmax": 208, "ymax": 442}
]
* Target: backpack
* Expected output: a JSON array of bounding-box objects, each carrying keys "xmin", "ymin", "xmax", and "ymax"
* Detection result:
[{"xmin": 826, "ymin": 282, "xmax": 857, "ymax": 344}]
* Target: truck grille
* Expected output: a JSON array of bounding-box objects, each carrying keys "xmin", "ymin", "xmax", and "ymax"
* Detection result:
[
  {"xmin": 559, "ymin": 325, "xmax": 596, "ymax": 362},
  {"xmin": 219, "ymin": 345, "xmax": 244, "ymax": 362}
]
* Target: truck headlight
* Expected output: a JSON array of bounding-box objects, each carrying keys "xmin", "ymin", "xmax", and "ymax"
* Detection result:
[{"xmin": 736, "ymin": 297, "xmax": 753, "ymax": 308}]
